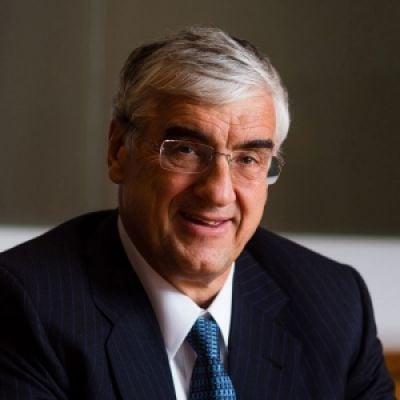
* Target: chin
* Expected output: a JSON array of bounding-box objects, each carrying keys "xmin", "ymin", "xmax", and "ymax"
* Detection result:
[{"xmin": 181, "ymin": 253, "xmax": 233, "ymax": 277}]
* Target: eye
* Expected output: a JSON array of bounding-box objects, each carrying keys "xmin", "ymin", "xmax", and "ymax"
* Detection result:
[
  {"xmin": 239, "ymin": 155, "xmax": 258, "ymax": 165},
  {"xmin": 175, "ymin": 143, "xmax": 197, "ymax": 155},
  {"xmin": 234, "ymin": 151, "xmax": 262, "ymax": 166},
  {"xmin": 164, "ymin": 141, "xmax": 200, "ymax": 157}
]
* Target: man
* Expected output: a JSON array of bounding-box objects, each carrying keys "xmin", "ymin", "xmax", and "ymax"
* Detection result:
[{"xmin": 0, "ymin": 26, "xmax": 394, "ymax": 399}]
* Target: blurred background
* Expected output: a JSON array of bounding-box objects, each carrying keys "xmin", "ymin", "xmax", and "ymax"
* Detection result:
[
  {"xmin": 0, "ymin": 0, "xmax": 399, "ymax": 383},
  {"xmin": 1, "ymin": 1, "xmax": 399, "ymax": 234}
]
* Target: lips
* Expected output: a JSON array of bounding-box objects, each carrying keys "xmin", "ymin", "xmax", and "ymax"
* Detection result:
[{"xmin": 181, "ymin": 212, "xmax": 231, "ymax": 227}]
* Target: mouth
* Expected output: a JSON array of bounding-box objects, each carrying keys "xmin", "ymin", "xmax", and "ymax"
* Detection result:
[{"xmin": 180, "ymin": 212, "xmax": 231, "ymax": 228}]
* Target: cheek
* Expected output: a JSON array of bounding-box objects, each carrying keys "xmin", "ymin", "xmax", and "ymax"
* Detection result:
[
  {"xmin": 241, "ymin": 185, "xmax": 268, "ymax": 223},
  {"xmin": 133, "ymin": 170, "xmax": 193, "ymax": 218},
  {"xmin": 157, "ymin": 175, "xmax": 195, "ymax": 213},
  {"xmin": 118, "ymin": 161, "xmax": 159, "ymax": 214}
]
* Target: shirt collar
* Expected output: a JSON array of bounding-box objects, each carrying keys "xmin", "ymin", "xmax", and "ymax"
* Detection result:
[{"xmin": 117, "ymin": 217, "xmax": 234, "ymax": 360}]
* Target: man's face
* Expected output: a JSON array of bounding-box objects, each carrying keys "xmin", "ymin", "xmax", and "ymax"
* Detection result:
[{"xmin": 108, "ymin": 92, "xmax": 276, "ymax": 299}]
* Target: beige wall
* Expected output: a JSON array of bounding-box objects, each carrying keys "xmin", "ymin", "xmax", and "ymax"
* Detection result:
[{"xmin": 1, "ymin": 0, "xmax": 399, "ymax": 235}]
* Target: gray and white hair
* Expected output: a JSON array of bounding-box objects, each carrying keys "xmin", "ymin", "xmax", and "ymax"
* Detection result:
[{"xmin": 113, "ymin": 26, "xmax": 290, "ymax": 148}]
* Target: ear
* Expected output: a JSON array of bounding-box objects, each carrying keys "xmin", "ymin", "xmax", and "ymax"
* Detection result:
[{"xmin": 107, "ymin": 118, "xmax": 130, "ymax": 183}]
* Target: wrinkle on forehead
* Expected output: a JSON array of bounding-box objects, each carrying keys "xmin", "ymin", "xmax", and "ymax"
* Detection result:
[{"xmin": 154, "ymin": 92, "xmax": 276, "ymax": 148}]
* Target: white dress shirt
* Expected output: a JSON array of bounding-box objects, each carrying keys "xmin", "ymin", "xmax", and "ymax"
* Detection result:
[{"xmin": 118, "ymin": 218, "xmax": 234, "ymax": 400}]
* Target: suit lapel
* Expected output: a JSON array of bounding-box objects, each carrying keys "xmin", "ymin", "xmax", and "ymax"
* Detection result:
[
  {"xmin": 85, "ymin": 213, "xmax": 302, "ymax": 399},
  {"xmin": 86, "ymin": 213, "xmax": 176, "ymax": 400},
  {"xmin": 229, "ymin": 249, "xmax": 302, "ymax": 399}
]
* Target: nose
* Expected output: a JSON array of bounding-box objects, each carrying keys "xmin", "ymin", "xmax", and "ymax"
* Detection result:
[{"xmin": 192, "ymin": 154, "xmax": 236, "ymax": 206}]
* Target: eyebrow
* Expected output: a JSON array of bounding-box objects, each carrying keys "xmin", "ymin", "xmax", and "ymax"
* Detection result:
[
  {"xmin": 236, "ymin": 139, "xmax": 274, "ymax": 150},
  {"xmin": 163, "ymin": 126, "xmax": 209, "ymax": 142},
  {"xmin": 164, "ymin": 125, "xmax": 275, "ymax": 150}
]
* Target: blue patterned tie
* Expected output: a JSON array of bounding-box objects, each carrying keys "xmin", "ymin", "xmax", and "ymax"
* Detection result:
[{"xmin": 186, "ymin": 317, "xmax": 236, "ymax": 400}]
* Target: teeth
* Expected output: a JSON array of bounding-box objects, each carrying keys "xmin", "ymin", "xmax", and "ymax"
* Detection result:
[
  {"xmin": 184, "ymin": 213, "xmax": 223, "ymax": 226},
  {"xmin": 202, "ymin": 220, "xmax": 220, "ymax": 226},
  {"xmin": 195, "ymin": 217, "xmax": 220, "ymax": 226}
]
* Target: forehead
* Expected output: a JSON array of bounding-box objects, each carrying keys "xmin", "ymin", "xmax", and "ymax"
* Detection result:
[{"xmin": 147, "ymin": 93, "xmax": 276, "ymax": 146}]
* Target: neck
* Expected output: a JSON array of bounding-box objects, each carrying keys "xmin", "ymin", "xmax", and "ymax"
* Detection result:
[{"xmin": 164, "ymin": 267, "xmax": 232, "ymax": 308}]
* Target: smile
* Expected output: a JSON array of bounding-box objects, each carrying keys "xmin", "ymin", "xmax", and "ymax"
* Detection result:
[{"xmin": 181, "ymin": 212, "xmax": 230, "ymax": 227}]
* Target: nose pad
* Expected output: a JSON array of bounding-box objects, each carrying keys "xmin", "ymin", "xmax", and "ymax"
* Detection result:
[{"xmin": 214, "ymin": 151, "xmax": 233, "ymax": 168}]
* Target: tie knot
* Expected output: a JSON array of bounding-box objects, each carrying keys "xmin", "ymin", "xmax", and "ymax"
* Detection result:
[{"xmin": 187, "ymin": 317, "xmax": 220, "ymax": 360}]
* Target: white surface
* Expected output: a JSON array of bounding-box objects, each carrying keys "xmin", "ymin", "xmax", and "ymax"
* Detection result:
[
  {"xmin": 1, "ymin": 226, "xmax": 399, "ymax": 349},
  {"xmin": 0, "ymin": 226, "xmax": 49, "ymax": 252},
  {"xmin": 287, "ymin": 234, "xmax": 400, "ymax": 350}
]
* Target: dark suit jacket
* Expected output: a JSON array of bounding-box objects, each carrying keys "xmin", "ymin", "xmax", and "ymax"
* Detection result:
[{"xmin": 0, "ymin": 211, "xmax": 394, "ymax": 399}]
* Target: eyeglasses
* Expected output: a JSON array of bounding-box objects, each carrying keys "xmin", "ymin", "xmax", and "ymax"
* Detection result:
[{"xmin": 159, "ymin": 139, "xmax": 283, "ymax": 184}]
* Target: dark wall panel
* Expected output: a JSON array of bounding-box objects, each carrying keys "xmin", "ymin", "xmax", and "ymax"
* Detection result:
[{"xmin": 1, "ymin": 0, "xmax": 399, "ymax": 234}]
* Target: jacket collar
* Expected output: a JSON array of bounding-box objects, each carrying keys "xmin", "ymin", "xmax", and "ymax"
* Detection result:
[
  {"xmin": 229, "ymin": 246, "xmax": 302, "ymax": 399},
  {"xmin": 86, "ymin": 214, "xmax": 300, "ymax": 399},
  {"xmin": 86, "ymin": 212, "xmax": 176, "ymax": 400}
]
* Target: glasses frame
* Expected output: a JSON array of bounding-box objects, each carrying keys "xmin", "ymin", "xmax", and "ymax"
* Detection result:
[{"xmin": 158, "ymin": 139, "xmax": 283, "ymax": 185}]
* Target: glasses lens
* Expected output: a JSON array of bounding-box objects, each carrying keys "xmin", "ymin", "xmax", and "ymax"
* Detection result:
[
  {"xmin": 266, "ymin": 156, "xmax": 282, "ymax": 185},
  {"xmin": 160, "ymin": 140, "xmax": 211, "ymax": 173},
  {"xmin": 160, "ymin": 140, "xmax": 283, "ymax": 184},
  {"xmin": 230, "ymin": 149, "xmax": 270, "ymax": 182}
]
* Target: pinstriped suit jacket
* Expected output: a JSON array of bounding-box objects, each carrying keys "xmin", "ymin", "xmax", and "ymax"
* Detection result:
[{"xmin": 0, "ymin": 211, "xmax": 394, "ymax": 399}]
